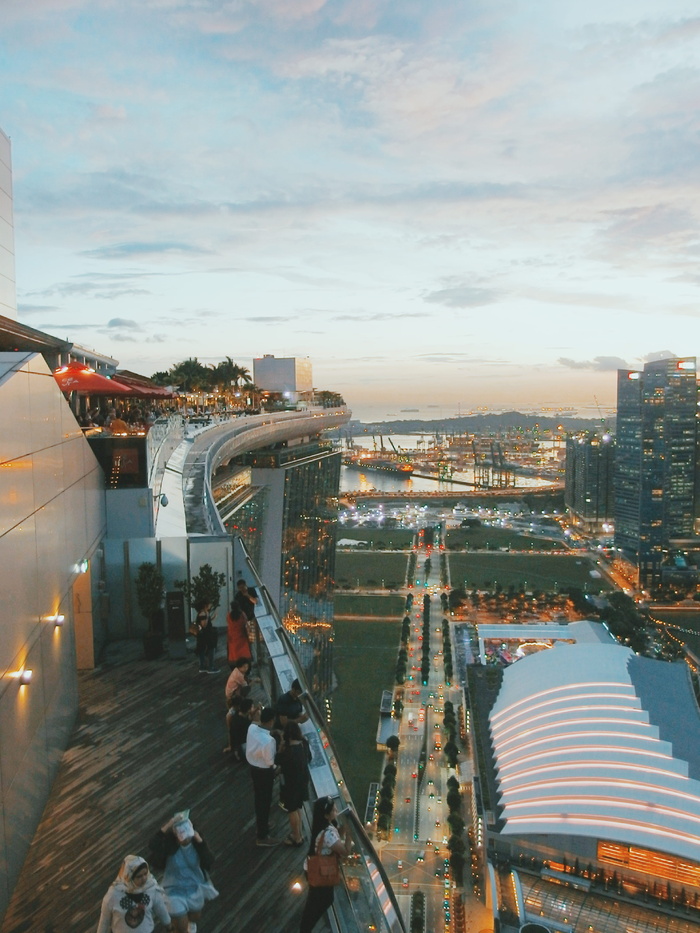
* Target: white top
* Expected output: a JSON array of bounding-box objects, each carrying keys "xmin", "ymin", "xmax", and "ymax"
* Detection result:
[
  {"xmin": 245, "ymin": 722, "xmax": 276, "ymax": 768},
  {"xmin": 315, "ymin": 825, "xmax": 340, "ymax": 855}
]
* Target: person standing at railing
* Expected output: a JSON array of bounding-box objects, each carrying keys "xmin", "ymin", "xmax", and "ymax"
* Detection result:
[
  {"xmin": 226, "ymin": 603, "xmax": 251, "ymax": 670},
  {"xmin": 275, "ymin": 721, "xmax": 311, "ymax": 846},
  {"xmin": 299, "ymin": 797, "xmax": 353, "ymax": 933},
  {"xmin": 245, "ymin": 707, "xmax": 282, "ymax": 847}
]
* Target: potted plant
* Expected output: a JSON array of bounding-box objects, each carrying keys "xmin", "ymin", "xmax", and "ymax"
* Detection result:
[
  {"xmin": 135, "ymin": 562, "xmax": 166, "ymax": 660},
  {"xmin": 175, "ymin": 563, "xmax": 226, "ymax": 621}
]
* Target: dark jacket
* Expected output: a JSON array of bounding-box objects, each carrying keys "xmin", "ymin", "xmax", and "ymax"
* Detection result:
[
  {"xmin": 148, "ymin": 828, "xmax": 215, "ymax": 873},
  {"xmin": 196, "ymin": 619, "xmax": 218, "ymax": 653}
]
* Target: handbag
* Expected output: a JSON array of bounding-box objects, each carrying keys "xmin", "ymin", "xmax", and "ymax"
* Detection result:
[{"xmin": 306, "ymin": 830, "xmax": 340, "ymax": 887}]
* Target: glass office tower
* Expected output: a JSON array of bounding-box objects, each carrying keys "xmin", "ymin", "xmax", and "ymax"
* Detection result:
[
  {"xmin": 614, "ymin": 358, "xmax": 698, "ymax": 585},
  {"xmin": 565, "ymin": 432, "xmax": 615, "ymax": 533}
]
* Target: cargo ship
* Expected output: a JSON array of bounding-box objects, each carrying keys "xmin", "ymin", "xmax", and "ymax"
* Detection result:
[{"xmin": 342, "ymin": 456, "xmax": 414, "ymax": 477}]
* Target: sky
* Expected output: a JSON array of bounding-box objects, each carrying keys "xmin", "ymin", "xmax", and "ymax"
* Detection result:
[{"xmin": 2, "ymin": 0, "xmax": 700, "ymax": 422}]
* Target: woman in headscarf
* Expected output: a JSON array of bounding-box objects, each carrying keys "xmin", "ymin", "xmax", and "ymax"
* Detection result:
[
  {"xmin": 96, "ymin": 855, "xmax": 170, "ymax": 933},
  {"xmin": 149, "ymin": 811, "xmax": 218, "ymax": 933}
]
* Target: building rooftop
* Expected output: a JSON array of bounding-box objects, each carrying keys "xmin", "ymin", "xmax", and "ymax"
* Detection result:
[{"xmin": 490, "ymin": 644, "xmax": 700, "ymax": 861}]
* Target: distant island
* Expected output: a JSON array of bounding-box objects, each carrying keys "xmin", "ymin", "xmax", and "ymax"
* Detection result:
[{"xmin": 346, "ymin": 411, "xmax": 611, "ymax": 435}]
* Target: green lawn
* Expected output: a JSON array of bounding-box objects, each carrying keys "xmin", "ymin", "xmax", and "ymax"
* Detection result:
[
  {"xmin": 331, "ymin": 619, "xmax": 401, "ymax": 807},
  {"xmin": 335, "ymin": 552, "xmax": 409, "ymax": 589},
  {"xmin": 445, "ymin": 526, "xmax": 560, "ymax": 552},
  {"xmin": 334, "ymin": 593, "xmax": 406, "ymax": 618},
  {"xmin": 448, "ymin": 552, "xmax": 612, "ymax": 592},
  {"xmin": 337, "ymin": 527, "xmax": 416, "ymax": 549}
]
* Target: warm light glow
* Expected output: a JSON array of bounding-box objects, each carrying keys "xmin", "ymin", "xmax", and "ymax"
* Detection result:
[
  {"xmin": 491, "ymin": 683, "xmax": 635, "ymax": 730},
  {"xmin": 495, "ymin": 714, "xmax": 653, "ymax": 754},
  {"xmin": 44, "ymin": 614, "xmax": 65, "ymax": 625},
  {"xmin": 506, "ymin": 813, "xmax": 700, "ymax": 852}
]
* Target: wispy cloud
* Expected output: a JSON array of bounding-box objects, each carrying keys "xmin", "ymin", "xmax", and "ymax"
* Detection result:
[
  {"xmin": 558, "ymin": 356, "xmax": 630, "ymax": 371},
  {"xmin": 82, "ymin": 241, "xmax": 211, "ymax": 259},
  {"xmin": 424, "ymin": 286, "xmax": 501, "ymax": 308}
]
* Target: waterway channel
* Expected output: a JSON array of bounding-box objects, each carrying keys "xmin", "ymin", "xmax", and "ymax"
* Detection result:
[{"xmin": 339, "ymin": 433, "xmax": 561, "ymax": 494}]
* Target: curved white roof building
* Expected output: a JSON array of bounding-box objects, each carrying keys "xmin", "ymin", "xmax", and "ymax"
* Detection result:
[{"xmin": 490, "ymin": 643, "xmax": 700, "ymax": 862}]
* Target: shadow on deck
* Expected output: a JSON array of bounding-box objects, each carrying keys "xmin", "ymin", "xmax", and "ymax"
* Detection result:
[{"xmin": 1, "ymin": 643, "xmax": 327, "ymax": 933}]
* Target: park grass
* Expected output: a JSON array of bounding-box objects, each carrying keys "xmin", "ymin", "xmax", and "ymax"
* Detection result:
[
  {"xmin": 445, "ymin": 526, "xmax": 560, "ymax": 552},
  {"xmin": 331, "ymin": 618, "xmax": 402, "ymax": 807},
  {"xmin": 334, "ymin": 593, "xmax": 406, "ymax": 618},
  {"xmin": 447, "ymin": 552, "xmax": 613, "ymax": 592},
  {"xmin": 335, "ymin": 551, "xmax": 409, "ymax": 589},
  {"xmin": 337, "ymin": 527, "xmax": 416, "ymax": 549}
]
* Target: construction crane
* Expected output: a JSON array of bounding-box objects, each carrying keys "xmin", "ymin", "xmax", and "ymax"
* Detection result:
[{"xmin": 594, "ymin": 395, "xmax": 606, "ymax": 428}]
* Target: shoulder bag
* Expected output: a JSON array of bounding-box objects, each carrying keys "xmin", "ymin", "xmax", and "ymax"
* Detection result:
[{"xmin": 306, "ymin": 830, "xmax": 340, "ymax": 887}]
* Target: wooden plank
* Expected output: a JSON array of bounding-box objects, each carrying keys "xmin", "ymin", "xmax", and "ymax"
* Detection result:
[{"xmin": 1, "ymin": 649, "xmax": 329, "ymax": 933}]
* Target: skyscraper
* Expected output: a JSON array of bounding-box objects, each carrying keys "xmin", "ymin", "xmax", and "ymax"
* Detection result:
[
  {"xmin": 614, "ymin": 358, "xmax": 698, "ymax": 586},
  {"xmin": 565, "ymin": 432, "xmax": 615, "ymax": 533}
]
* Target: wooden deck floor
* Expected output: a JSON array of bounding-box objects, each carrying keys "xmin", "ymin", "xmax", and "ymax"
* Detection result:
[{"xmin": 1, "ymin": 643, "xmax": 328, "ymax": 933}]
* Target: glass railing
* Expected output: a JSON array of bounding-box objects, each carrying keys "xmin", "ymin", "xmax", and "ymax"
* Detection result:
[{"xmin": 232, "ymin": 537, "xmax": 406, "ymax": 933}]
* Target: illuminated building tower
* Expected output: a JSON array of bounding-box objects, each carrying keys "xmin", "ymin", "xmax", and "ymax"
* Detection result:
[
  {"xmin": 614, "ymin": 358, "xmax": 698, "ymax": 586},
  {"xmin": 564, "ymin": 432, "xmax": 615, "ymax": 533},
  {"xmin": 227, "ymin": 437, "xmax": 341, "ymax": 698}
]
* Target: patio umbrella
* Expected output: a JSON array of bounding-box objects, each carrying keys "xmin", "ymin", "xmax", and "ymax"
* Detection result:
[
  {"xmin": 111, "ymin": 372, "xmax": 175, "ymax": 398},
  {"xmin": 53, "ymin": 362, "xmax": 132, "ymax": 395}
]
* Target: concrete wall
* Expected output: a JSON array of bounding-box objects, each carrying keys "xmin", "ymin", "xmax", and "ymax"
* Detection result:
[
  {"xmin": 0, "ymin": 351, "xmax": 107, "ymax": 921},
  {"xmin": 0, "ymin": 129, "xmax": 15, "ymax": 321}
]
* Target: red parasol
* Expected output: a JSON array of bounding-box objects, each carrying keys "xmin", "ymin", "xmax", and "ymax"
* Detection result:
[
  {"xmin": 110, "ymin": 373, "xmax": 175, "ymax": 398},
  {"xmin": 53, "ymin": 362, "xmax": 132, "ymax": 396}
]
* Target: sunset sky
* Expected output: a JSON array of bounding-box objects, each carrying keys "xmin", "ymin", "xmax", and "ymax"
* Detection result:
[{"xmin": 2, "ymin": 0, "xmax": 699, "ymax": 421}]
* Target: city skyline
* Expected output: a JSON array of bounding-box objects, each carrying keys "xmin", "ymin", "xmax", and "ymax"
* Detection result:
[{"xmin": 2, "ymin": 0, "xmax": 700, "ymax": 422}]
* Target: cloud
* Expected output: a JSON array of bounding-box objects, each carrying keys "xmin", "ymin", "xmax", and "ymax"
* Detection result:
[
  {"xmin": 81, "ymin": 241, "xmax": 211, "ymax": 259},
  {"xmin": 558, "ymin": 356, "xmax": 629, "ymax": 371},
  {"xmin": 424, "ymin": 286, "xmax": 501, "ymax": 308},
  {"xmin": 641, "ymin": 350, "xmax": 677, "ymax": 362},
  {"xmin": 332, "ymin": 310, "xmax": 424, "ymax": 322},
  {"xmin": 246, "ymin": 315, "xmax": 293, "ymax": 323},
  {"xmin": 105, "ymin": 317, "xmax": 143, "ymax": 330},
  {"xmin": 17, "ymin": 303, "xmax": 61, "ymax": 315},
  {"xmin": 598, "ymin": 203, "xmax": 700, "ymax": 260},
  {"xmin": 91, "ymin": 103, "xmax": 127, "ymax": 122}
]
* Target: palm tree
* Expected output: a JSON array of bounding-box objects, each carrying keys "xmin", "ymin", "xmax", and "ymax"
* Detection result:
[
  {"xmin": 169, "ymin": 358, "xmax": 211, "ymax": 393},
  {"xmin": 230, "ymin": 364, "xmax": 252, "ymax": 390}
]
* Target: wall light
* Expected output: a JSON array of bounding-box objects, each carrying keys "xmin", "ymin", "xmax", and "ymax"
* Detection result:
[
  {"xmin": 44, "ymin": 614, "xmax": 65, "ymax": 626},
  {"xmin": 18, "ymin": 669, "xmax": 33, "ymax": 685}
]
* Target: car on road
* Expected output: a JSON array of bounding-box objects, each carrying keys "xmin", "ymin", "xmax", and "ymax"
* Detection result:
[
  {"xmin": 405, "ymin": 796, "xmax": 411, "ymax": 803},
  {"xmin": 402, "ymin": 877, "xmax": 408, "ymax": 888},
  {"xmin": 397, "ymin": 860, "xmax": 403, "ymax": 870}
]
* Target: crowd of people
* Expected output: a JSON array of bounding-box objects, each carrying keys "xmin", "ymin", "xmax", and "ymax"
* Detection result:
[
  {"xmin": 78, "ymin": 404, "xmax": 166, "ymax": 434},
  {"xmin": 97, "ymin": 578, "xmax": 354, "ymax": 932}
]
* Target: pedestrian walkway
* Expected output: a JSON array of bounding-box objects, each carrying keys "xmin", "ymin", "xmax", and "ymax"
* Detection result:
[{"xmin": 0, "ymin": 642, "xmax": 325, "ymax": 933}]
